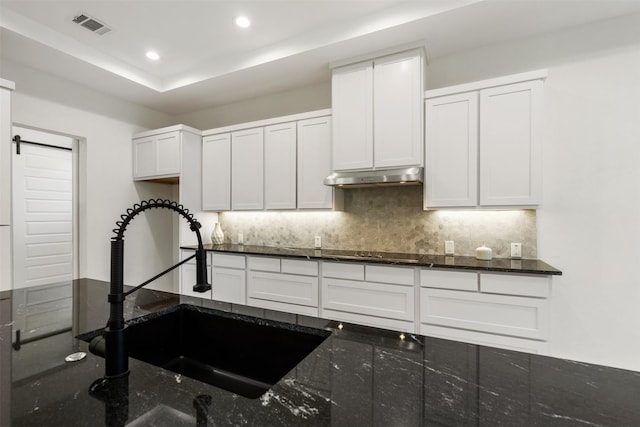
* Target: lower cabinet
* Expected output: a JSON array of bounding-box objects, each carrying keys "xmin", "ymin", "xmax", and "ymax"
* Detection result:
[
  {"xmin": 211, "ymin": 253, "xmax": 246, "ymax": 304},
  {"xmin": 247, "ymin": 256, "xmax": 319, "ymax": 316},
  {"xmin": 419, "ymin": 269, "xmax": 550, "ymax": 354},
  {"xmin": 178, "ymin": 252, "xmax": 554, "ymax": 354},
  {"xmin": 321, "ymin": 262, "xmax": 416, "ymax": 333},
  {"xmin": 180, "ymin": 251, "xmax": 246, "ymax": 304}
]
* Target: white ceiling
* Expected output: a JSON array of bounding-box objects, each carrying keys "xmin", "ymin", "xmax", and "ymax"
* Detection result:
[{"xmin": 2, "ymin": 0, "xmax": 640, "ymax": 115}]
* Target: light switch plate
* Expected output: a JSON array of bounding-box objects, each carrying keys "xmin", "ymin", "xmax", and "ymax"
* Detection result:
[{"xmin": 314, "ymin": 235, "xmax": 322, "ymax": 248}]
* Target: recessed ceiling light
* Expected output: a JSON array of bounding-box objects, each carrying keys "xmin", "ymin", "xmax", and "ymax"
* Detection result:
[
  {"xmin": 146, "ymin": 51, "xmax": 160, "ymax": 61},
  {"xmin": 234, "ymin": 15, "xmax": 251, "ymax": 28}
]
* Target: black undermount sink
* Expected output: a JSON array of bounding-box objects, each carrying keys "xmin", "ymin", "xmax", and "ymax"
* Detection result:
[{"xmin": 79, "ymin": 304, "xmax": 331, "ymax": 399}]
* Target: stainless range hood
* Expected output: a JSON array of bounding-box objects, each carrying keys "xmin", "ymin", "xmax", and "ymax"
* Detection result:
[{"xmin": 324, "ymin": 167, "xmax": 423, "ymax": 188}]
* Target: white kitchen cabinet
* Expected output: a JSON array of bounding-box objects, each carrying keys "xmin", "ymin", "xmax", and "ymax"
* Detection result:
[
  {"xmin": 331, "ymin": 49, "xmax": 423, "ymax": 171},
  {"xmin": 0, "ymin": 80, "xmax": 14, "ymax": 226},
  {"xmin": 247, "ymin": 256, "xmax": 319, "ymax": 316},
  {"xmin": 133, "ymin": 130, "xmax": 182, "ymax": 180},
  {"xmin": 297, "ymin": 116, "xmax": 336, "ymax": 209},
  {"xmin": 479, "ymin": 80, "xmax": 542, "ymax": 206},
  {"xmin": 332, "ymin": 61, "xmax": 373, "ymax": 171},
  {"xmin": 373, "ymin": 51, "xmax": 423, "ymax": 168},
  {"xmin": 202, "ymin": 109, "xmax": 337, "ymax": 212},
  {"xmin": 321, "ymin": 262, "xmax": 416, "ymax": 332},
  {"xmin": 211, "ymin": 253, "xmax": 246, "ymax": 304},
  {"xmin": 424, "ymin": 70, "xmax": 545, "ymax": 209},
  {"xmin": 202, "ymin": 133, "xmax": 231, "ymax": 211},
  {"xmin": 419, "ymin": 269, "xmax": 551, "ymax": 353},
  {"xmin": 231, "ymin": 128, "xmax": 264, "ymax": 210},
  {"xmin": 0, "ymin": 227, "xmax": 10, "ymax": 292},
  {"xmin": 264, "ymin": 122, "xmax": 296, "ymax": 210},
  {"xmin": 133, "ymin": 125, "xmax": 209, "ymax": 293},
  {"xmin": 424, "ymin": 92, "xmax": 478, "ymax": 207}
]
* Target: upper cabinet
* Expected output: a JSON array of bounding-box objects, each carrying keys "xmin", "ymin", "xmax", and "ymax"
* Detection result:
[
  {"xmin": 424, "ymin": 70, "xmax": 546, "ymax": 209},
  {"xmin": 202, "ymin": 109, "xmax": 340, "ymax": 212},
  {"xmin": 132, "ymin": 125, "xmax": 201, "ymax": 182},
  {"xmin": 297, "ymin": 116, "xmax": 334, "ymax": 209},
  {"xmin": 331, "ymin": 49, "xmax": 424, "ymax": 171},
  {"xmin": 264, "ymin": 122, "xmax": 296, "ymax": 210},
  {"xmin": 0, "ymin": 79, "xmax": 15, "ymax": 226},
  {"xmin": 231, "ymin": 127, "xmax": 264, "ymax": 210},
  {"xmin": 202, "ymin": 133, "xmax": 231, "ymax": 211}
]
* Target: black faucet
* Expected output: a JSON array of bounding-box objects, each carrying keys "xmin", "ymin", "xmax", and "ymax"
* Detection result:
[{"xmin": 92, "ymin": 199, "xmax": 211, "ymax": 379}]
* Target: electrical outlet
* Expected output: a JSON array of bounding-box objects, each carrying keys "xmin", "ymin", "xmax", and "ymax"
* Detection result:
[
  {"xmin": 314, "ymin": 235, "xmax": 322, "ymax": 248},
  {"xmin": 237, "ymin": 232, "xmax": 244, "ymax": 245},
  {"xmin": 510, "ymin": 243, "xmax": 522, "ymax": 259},
  {"xmin": 445, "ymin": 240, "xmax": 455, "ymax": 255}
]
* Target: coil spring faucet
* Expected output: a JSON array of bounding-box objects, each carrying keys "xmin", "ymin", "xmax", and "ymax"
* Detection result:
[{"xmin": 93, "ymin": 199, "xmax": 211, "ymax": 379}]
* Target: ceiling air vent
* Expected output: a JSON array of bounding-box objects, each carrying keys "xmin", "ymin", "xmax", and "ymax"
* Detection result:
[{"xmin": 72, "ymin": 13, "xmax": 111, "ymax": 35}]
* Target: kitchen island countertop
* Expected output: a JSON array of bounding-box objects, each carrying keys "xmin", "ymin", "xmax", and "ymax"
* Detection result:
[
  {"xmin": 182, "ymin": 243, "xmax": 562, "ymax": 275},
  {"xmin": 7, "ymin": 278, "xmax": 640, "ymax": 426}
]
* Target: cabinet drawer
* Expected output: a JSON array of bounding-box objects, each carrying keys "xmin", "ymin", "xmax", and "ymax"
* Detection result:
[
  {"xmin": 420, "ymin": 288, "xmax": 548, "ymax": 340},
  {"xmin": 281, "ymin": 259, "xmax": 318, "ymax": 276},
  {"xmin": 213, "ymin": 253, "xmax": 245, "ymax": 269},
  {"xmin": 366, "ymin": 265, "xmax": 414, "ymax": 286},
  {"xmin": 247, "ymin": 271, "xmax": 318, "ymax": 307},
  {"xmin": 322, "ymin": 262, "xmax": 364, "ymax": 280},
  {"xmin": 480, "ymin": 273, "xmax": 550, "ymax": 298},
  {"xmin": 322, "ymin": 278, "xmax": 414, "ymax": 321},
  {"xmin": 247, "ymin": 256, "xmax": 280, "ymax": 272},
  {"xmin": 420, "ymin": 269, "xmax": 478, "ymax": 291}
]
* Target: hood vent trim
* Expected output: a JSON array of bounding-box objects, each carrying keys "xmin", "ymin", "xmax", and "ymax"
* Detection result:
[{"xmin": 324, "ymin": 167, "xmax": 423, "ymax": 188}]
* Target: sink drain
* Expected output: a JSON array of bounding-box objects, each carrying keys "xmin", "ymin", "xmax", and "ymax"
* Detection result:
[{"xmin": 65, "ymin": 352, "xmax": 87, "ymax": 363}]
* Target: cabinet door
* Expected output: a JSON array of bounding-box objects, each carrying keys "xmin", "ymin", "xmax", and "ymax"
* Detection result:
[
  {"xmin": 264, "ymin": 122, "xmax": 296, "ymax": 210},
  {"xmin": 202, "ymin": 133, "xmax": 231, "ymax": 211},
  {"xmin": 373, "ymin": 52, "xmax": 423, "ymax": 168},
  {"xmin": 424, "ymin": 92, "xmax": 479, "ymax": 208},
  {"xmin": 155, "ymin": 132, "xmax": 181, "ymax": 176},
  {"xmin": 231, "ymin": 128, "xmax": 264, "ymax": 210},
  {"xmin": 0, "ymin": 87, "xmax": 11, "ymax": 225},
  {"xmin": 133, "ymin": 131, "xmax": 180, "ymax": 179},
  {"xmin": 0, "ymin": 227, "xmax": 10, "ymax": 291},
  {"xmin": 297, "ymin": 116, "xmax": 333, "ymax": 209},
  {"xmin": 212, "ymin": 267, "xmax": 246, "ymax": 304},
  {"xmin": 479, "ymin": 80, "xmax": 542, "ymax": 206},
  {"xmin": 132, "ymin": 136, "xmax": 156, "ymax": 179},
  {"xmin": 331, "ymin": 61, "xmax": 373, "ymax": 171}
]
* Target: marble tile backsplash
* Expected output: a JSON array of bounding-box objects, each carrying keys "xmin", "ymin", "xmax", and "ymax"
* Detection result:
[{"xmin": 218, "ymin": 186, "xmax": 537, "ymax": 258}]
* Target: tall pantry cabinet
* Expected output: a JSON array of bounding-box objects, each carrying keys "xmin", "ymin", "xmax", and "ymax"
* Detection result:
[
  {"xmin": 132, "ymin": 125, "xmax": 216, "ymax": 293},
  {"xmin": 0, "ymin": 79, "xmax": 15, "ymax": 293},
  {"xmin": 0, "ymin": 79, "xmax": 14, "ymax": 427}
]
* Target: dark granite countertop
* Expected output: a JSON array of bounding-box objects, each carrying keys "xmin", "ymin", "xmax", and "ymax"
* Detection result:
[
  {"xmin": 6, "ymin": 278, "xmax": 640, "ymax": 426},
  {"xmin": 181, "ymin": 243, "xmax": 562, "ymax": 275}
]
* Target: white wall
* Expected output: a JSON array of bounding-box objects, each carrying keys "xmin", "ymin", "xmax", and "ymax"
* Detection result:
[
  {"xmin": 426, "ymin": 13, "xmax": 640, "ymax": 371},
  {"xmin": 175, "ymin": 81, "xmax": 331, "ymax": 129},
  {"xmin": 1, "ymin": 60, "xmax": 180, "ymax": 290}
]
